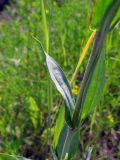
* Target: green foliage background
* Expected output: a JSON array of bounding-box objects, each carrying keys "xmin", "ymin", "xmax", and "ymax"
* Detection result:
[{"xmin": 0, "ymin": 0, "xmax": 120, "ymax": 159}]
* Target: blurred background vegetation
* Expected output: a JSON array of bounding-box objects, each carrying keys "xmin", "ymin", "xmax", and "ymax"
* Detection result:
[{"xmin": 0, "ymin": 0, "xmax": 120, "ymax": 159}]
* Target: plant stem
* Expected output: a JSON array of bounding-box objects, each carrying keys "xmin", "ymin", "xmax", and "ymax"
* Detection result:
[{"xmin": 41, "ymin": 0, "xmax": 53, "ymax": 156}]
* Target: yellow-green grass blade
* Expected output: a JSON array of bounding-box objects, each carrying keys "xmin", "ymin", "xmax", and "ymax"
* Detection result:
[{"xmin": 70, "ymin": 30, "xmax": 96, "ymax": 86}]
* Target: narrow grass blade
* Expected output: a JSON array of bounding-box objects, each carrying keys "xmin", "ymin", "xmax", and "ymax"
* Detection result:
[
  {"xmin": 41, "ymin": 0, "xmax": 49, "ymax": 52},
  {"xmin": 70, "ymin": 30, "xmax": 96, "ymax": 86},
  {"xmin": 41, "ymin": 1, "xmax": 53, "ymax": 155}
]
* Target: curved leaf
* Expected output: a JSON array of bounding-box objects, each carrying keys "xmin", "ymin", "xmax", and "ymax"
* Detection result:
[{"xmin": 45, "ymin": 53, "xmax": 75, "ymax": 111}]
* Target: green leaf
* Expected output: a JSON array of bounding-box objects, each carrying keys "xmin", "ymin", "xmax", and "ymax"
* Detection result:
[
  {"xmin": 91, "ymin": 0, "xmax": 113, "ymax": 29},
  {"xmin": 55, "ymin": 124, "xmax": 68, "ymax": 160},
  {"xmin": 81, "ymin": 49, "xmax": 105, "ymax": 119},
  {"xmin": 45, "ymin": 53, "xmax": 75, "ymax": 126},
  {"xmin": 68, "ymin": 130, "xmax": 80, "ymax": 159},
  {"xmin": 45, "ymin": 53, "xmax": 75, "ymax": 110}
]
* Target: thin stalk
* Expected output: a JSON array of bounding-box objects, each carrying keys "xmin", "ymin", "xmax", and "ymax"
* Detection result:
[
  {"xmin": 41, "ymin": 0, "xmax": 53, "ymax": 156},
  {"xmin": 41, "ymin": 0, "xmax": 52, "ymax": 108},
  {"xmin": 41, "ymin": 0, "xmax": 49, "ymax": 52}
]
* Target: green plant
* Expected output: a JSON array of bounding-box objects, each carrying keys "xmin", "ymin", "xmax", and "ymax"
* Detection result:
[
  {"xmin": 42, "ymin": 0, "xmax": 120, "ymax": 159},
  {"xmin": 0, "ymin": 0, "xmax": 119, "ymax": 159}
]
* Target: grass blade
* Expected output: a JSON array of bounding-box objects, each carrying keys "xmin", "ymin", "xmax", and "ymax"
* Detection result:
[
  {"xmin": 70, "ymin": 30, "xmax": 96, "ymax": 86},
  {"xmin": 41, "ymin": 0, "xmax": 49, "ymax": 52}
]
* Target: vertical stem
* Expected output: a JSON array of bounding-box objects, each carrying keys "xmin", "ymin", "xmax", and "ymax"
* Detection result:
[
  {"xmin": 41, "ymin": 0, "xmax": 53, "ymax": 157},
  {"xmin": 41, "ymin": 0, "xmax": 53, "ymax": 116}
]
